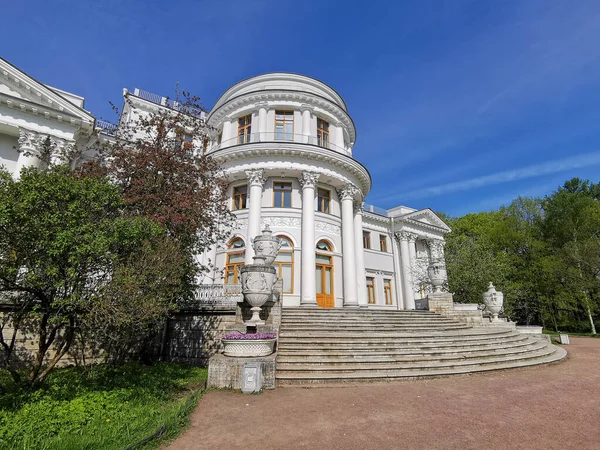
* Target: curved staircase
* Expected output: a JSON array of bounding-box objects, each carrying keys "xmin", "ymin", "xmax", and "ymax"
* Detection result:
[{"xmin": 275, "ymin": 308, "xmax": 566, "ymax": 385}]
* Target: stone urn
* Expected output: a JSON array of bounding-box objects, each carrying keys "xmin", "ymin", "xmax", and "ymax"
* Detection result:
[
  {"xmin": 240, "ymin": 265, "xmax": 278, "ymax": 325},
  {"xmin": 427, "ymin": 259, "xmax": 447, "ymax": 293},
  {"xmin": 252, "ymin": 225, "xmax": 282, "ymax": 265},
  {"xmin": 482, "ymin": 282, "xmax": 504, "ymax": 322}
]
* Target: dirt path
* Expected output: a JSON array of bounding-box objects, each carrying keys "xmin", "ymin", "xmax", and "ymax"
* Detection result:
[{"xmin": 169, "ymin": 338, "xmax": 600, "ymax": 450}]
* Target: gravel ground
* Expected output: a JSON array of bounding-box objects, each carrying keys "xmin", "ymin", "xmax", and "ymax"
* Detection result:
[{"xmin": 168, "ymin": 337, "xmax": 599, "ymax": 450}]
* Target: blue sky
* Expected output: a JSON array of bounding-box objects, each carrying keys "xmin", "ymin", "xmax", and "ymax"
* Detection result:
[{"xmin": 2, "ymin": 0, "xmax": 600, "ymax": 217}]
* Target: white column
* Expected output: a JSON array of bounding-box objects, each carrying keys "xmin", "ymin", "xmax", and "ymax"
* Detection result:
[
  {"xmin": 257, "ymin": 102, "xmax": 268, "ymax": 142},
  {"xmin": 245, "ymin": 169, "xmax": 266, "ymax": 264},
  {"xmin": 353, "ymin": 202, "xmax": 368, "ymax": 307},
  {"xmin": 335, "ymin": 122, "xmax": 345, "ymax": 151},
  {"xmin": 338, "ymin": 184, "xmax": 359, "ymax": 307},
  {"xmin": 408, "ymin": 234, "xmax": 417, "ymax": 265},
  {"xmin": 222, "ymin": 117, "xmax": 232, "ymax": 148},
  {"xmin": 208, "ymin": 244, "xmax": 218, "ymax": 283},
  {"xmin": 391, "ymin": 235, "xmax": 405, "ymax": 309},
  {"xmin": 299, "ymin": 171, "xmax": 319, "ymax": 306},
  {"xmin": 398, "ymin": 232, "xmax": 416, "ymax": 310},
  {"xmin": 301, "ymin": 104, "xmax": 313, "ymax": 144},
  {"xmin": 15, "ymin": 129, "xmax": 42, "ymax": 179}
]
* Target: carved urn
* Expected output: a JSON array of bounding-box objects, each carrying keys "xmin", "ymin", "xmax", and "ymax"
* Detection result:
[
  {"xmin": 427, "ymin": 259, "xmax": 447, "ymax": 293},
  {"xmin": 252, "ymin": 225, "xmax": 282, "ymax": 265},
  {"xmin": 240, "ymin": 264, "xmax": 278, "ymax": 325},
  {"xmin": 482, "ymin": 282, "xmax": 504, "ymax": 322}
]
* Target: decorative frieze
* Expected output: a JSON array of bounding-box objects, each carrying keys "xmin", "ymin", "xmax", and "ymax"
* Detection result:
[
  {"xmin": 315, "ymin": 221, "xmax": 341, "ymax": 236},
  {"xmin": 262, "ymin": 217, "xmax": 301, "ymax": 229}
]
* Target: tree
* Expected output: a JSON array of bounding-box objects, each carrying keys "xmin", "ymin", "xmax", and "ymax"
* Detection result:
[
  {"xmin": 0, "ymin": 167, "xmax": 184, "ymax": 385},
  {"xmin": 79, "ymin": 89, "xmax": 233, "ymax": 291}
]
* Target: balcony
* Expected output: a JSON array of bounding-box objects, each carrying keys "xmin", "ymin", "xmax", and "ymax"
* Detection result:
[{"xmin": 212, "ymin": 132, "xmax": 349, "ymax": 155}]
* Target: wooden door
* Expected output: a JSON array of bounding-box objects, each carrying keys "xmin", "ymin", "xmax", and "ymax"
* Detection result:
[{"xmin": 316, "ymin": 259, "xmax": 334, "ymax": 308}]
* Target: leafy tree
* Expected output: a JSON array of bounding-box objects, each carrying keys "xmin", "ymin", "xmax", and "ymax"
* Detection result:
[
  {"xmin": 79, "ymin": 89, "xmax": 233, "ymax": 291},
  {"xmin": 0, "ymin": 167, "xmax": 184, "ymax": 385}
]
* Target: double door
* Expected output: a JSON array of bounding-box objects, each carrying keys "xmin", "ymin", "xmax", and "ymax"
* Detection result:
[{"xmin": 315, "ymin": 254, "xmax": 334, "ymax": 308}]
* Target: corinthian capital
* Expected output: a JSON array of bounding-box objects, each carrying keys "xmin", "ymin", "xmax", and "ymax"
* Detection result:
[
  {"xmin": 299, "ymin": 171, "xmax": 319, "ymax": 189},
  {"xmin": 245, "ymin": 169, "xmax": 266, "ymax": 187},
  {"xmin": 18, "ymin": 129, "xmax": 43, "ymax": 153},
  {"xmin": 395, "ymin": 231, "xmax": 413, "ymax": 242},
  {"xmin": 337, "ymin": 183, "xmax": 359, "ymax": 201}
]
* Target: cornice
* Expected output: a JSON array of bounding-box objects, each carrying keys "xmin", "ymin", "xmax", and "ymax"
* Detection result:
[
  {"xmin": 206, "ymin": 90, "xmax": 356, "ymax": 143},
  {"xmin": 209, "ymin": 142, "xmax": 371, "ymax": 194},
  {"xmin": 0, "ymin": 59, "xmax": 94, "ymax": 128},
  {"xmin": 0, "ymin": 92, "xmax": 91, "ymax": 131}
]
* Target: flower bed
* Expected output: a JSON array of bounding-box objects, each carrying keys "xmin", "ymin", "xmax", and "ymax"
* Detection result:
[{"xmin": 221, "ymin": 333, "xmax": 277, "ymax": 357}]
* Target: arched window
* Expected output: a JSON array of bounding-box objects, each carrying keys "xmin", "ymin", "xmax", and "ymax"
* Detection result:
[
  {"xmin": 315, "ymin": 240, "xmax": 334, "ymax": 308},
  {"xmin": 225, "ymin": 238, "xmax": 245, "ymax": 284},
  {"xmin": 274, "ymin": 236, "xmax": 294, "ymax": 294}
]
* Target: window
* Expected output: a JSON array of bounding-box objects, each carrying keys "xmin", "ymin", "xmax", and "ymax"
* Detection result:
[
  {"xmin": 317, "ymin": 188, "xmax": 330, "ymax": 213},
  {"xmin": 367, "ymin": 277, "xmax": 376, "ymax": 304},
  {"xmin": 363, "ymin": 231, "xmax": 371, "ymax": 249},
  {"xmin": 384, "ymin": 279, "xmax": 393, "ymax": 305},
  {"xmin": 217, "ymin": 132, "xmax": 222, "ymax": 145},
  {"xmin": 273, "ymin": 182, "xmax": 292, "ymax": 208},
  {"xmin": 175, "ymin": 131, "xmax": 193, "ymax": 150},
  {"xmin": 232, "ymin": 185, "xmax": 247, "ymax": 210},
  {"xmin": 379, "ymin": 234, "xmax": 388, "ymax": 252},
  {"xmin": 238, "ymin": 114, "xmax": 252, "ymax": 144},
  {"xmin": 275, "ymin": 111, "xmax": 294, "ymax": 141},
  {"xmin": 274, "ymin": 236, "xmax": 294, "ymax": 293},
  {"xmin": 317, "ymin": 118, "xmax": 329, "ymax": 147},
  {"xmin": 316, "ymin": 240, "xmax": 332, "ymax": 252},
  {"xmin": 225, "ymin": 238, "xmax": 245, "ymax": 284}
]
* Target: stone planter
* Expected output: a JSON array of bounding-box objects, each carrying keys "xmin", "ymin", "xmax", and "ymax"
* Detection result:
[
  {"xmin": 252, "ymin": 225, "xmax": 282, "ymax": 265},
  {"xmin": 482, "ymin": 282, "xmax": 504, "ymax": 322},
  {"xmin": 240, "ymin": 265, "xmax": 277, "ymax": 326},
  {"xmin": 427, "ymin": 259, "xmax": 447, "ymax": 293},
  {"xmin": 221, "ymin": 338, "xmax": 276, "ymax": 357}
]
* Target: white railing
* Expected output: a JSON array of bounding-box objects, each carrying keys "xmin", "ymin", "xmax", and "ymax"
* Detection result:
[
  {"xmin": 211, "ymin": 132, "xmax": 349, "ymax": 155},
  {"xmin": 184, "ymin": 284, "xmax": 242, "ymax": 308},
  {"xmin": 363, "ymin": 203, "xmax": 389, "ymax": 217}
]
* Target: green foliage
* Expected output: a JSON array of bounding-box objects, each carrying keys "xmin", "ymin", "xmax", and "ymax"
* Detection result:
[
  {"xmin": 0, "ymin": 363, "xmax": 207, "ymax": 450},
  {"xmin": 0, "ymin": 167, "xmax": 188, "ymax": 384},
  {"xmin": 444, "ymin": 179, "xmax": 600, "ymax": 333}
]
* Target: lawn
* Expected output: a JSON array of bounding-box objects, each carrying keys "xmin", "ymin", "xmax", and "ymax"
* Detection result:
[{"xmin": 0, "ymin": 363, "xmax": 207, "ymax": 450}]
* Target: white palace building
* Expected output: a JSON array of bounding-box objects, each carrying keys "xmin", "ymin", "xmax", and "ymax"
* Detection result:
[{"xmin": 0, "ymin": 57, "xmax": 451, "ymax": 310}]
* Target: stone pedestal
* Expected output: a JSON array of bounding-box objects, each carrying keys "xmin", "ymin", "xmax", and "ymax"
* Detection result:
[
  {"xmin": 427, "ymin": 292, "xmax": 454, "ymax": 315},
  {"xmin": 207, "ymin": 353, "xmax": 276, "ymax": 390}
]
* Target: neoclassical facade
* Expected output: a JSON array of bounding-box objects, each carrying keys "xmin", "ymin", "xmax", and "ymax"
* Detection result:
[
  {"xmin": 0, "ymin": 58, "xmax": 450, "ymax": 310},
  {"xmin": 196, "ymin": 74, "xmax": 451, "ymax": 309}
]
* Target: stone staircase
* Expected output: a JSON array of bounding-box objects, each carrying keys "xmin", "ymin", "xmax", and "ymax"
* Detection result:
[{"xmin": 275, "ymin": 308, "xmax": 566, "ymax": 385}]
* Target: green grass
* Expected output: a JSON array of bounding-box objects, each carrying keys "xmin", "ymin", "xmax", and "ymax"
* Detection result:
[{"xmin": 0, "ymin": 363, "xmax": 207, "ymax": 450}]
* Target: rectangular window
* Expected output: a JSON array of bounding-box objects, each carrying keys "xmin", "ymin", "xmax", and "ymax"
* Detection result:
[
  {"xmin": 379, "ymin": 234, "xmax": 388, "ymax": 252},
  {"xmin": 317, "ymin": 118, "xmax": 329, "ymax": 147},
  {"xmin": 384, "ymin": 279, "xmax": 393, "ymax": 305},
  {"xmin": 317, "ymin": 188, "xmax": 330, "ymax": 214},
  {"xmin": 367, "ymin": 277, "xmax": 376, "ymax": 304},
  {"xmin": 275, "ymin": 111, "xmax": 294, "ymax": 141},
  {"xmin": 232, "ymin": 185, "xmax": 247, "ymax": 210},
  {"xmin": 363, "ymin": 231, "xmax": 371, "ymax": 249},
  {"xmin": 273, "ymin": 182, "xmax": 292, "ymax": 208},
  {"xmin": 238, "ymin": 114, "xmax": 252, "ymax": 144},
  {"xmin": 175, "ymin": 131, "xmax": 193, "ymax": 150}
]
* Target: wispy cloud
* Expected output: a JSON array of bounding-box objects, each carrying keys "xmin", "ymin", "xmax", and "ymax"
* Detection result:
[{"xmin": 373, "ymin": 152, "xmax": 600, "ymax": 203}]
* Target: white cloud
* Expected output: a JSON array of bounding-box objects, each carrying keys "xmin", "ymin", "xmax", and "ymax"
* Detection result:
[{"xmin": 373, "ymin": 152, "xmax": 600, "ymax": 203}]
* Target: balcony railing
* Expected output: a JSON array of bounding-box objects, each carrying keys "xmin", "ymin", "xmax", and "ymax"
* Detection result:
[
  {"xmin": 95, "ymin": 119, "xmax": 118, "ymax": 136},
  {"xmin": 363, "ymin": 203, "xmax": 389, "ymax": 217},
  {"xmin": 178, "ymin": 284, "xmax": 242, "ymax": 309},
  {"xmin": 212, "ymin": 132, "xmax": 349, "ymax": 155}
]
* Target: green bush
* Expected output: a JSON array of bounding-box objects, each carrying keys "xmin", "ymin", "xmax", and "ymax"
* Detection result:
[{"xmin": 0, "ymin": 363, "xmax": 207, "ymax": 450}]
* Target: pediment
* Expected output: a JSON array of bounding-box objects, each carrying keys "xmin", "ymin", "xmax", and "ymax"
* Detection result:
[
  {"xmin": 400, "ymin": 208, "xmax": 451, "ymax": 232},
  {"xmin": 0, "ymin": 57, "xmax": 94, "ymax": 125}
]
